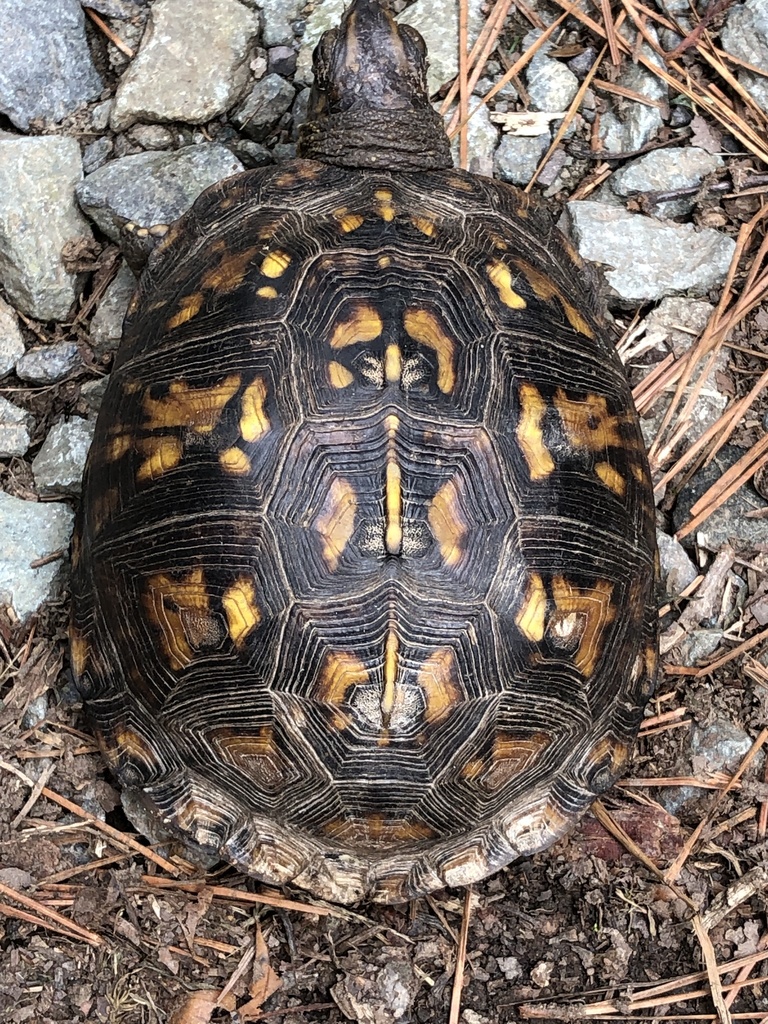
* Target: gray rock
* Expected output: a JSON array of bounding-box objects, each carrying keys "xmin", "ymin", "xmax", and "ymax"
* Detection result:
[
  {"xmin": 598, "ymin": 32, "xmax": 666, "ymax": 153},
  {"xmin": 0, "ymin": 298, "xmax": 25, "ymax": 378},
  {"xmin": 80, "ymin": 377, "xmax": 110, "ymax": 419},
  {"xmin": 409, "ymin": 0, "xmax": 486, "ymax": 93},
  {"xmin": 612, "ymin": 148, "xmax": 724, "ymax": 218},
  {"xmin": 673, "ymin": 444, "xmax": 768, "ymax": 552},
  {"xmin": 300, "ymin": 0, "xmax": 348, "ymax": 53},
  {"xmin": 657, "ymin": 530, "xmax": 698, "ymax": 599},
  {"xmin": 497, "ymin": 956, "xmax": 523, "ymax": 982},
  {"xmin": 495, "ymin": 132, "xmax": 552, "ymax": 186},
  {"xmin": 678, "ymin": 629, "xmax": 724, "ymax": 667},
  {"xmin": 721, "ymin": 0, "xmax": 768, "ymax": 114},
  {"xmin": 111, "ymin": 0, "xmax": 260, "ymax": 131},
  {"xmin": 76, "ymin": 145, "xmax": 244, "ymax": 242},
  {"xmin": 0, "ymin": 398, "xmax": 33, "ymax": 457},
  {"xmin": 232, "ymin": 74, "xmax": 296, "ymax": 141},
  {"xmin": 21, "ymin": 693, "xmax": 48, "ymax": 730},
  {"xmin": 32, "ymin": 418, "xmax": 96, "ymax": 496},
  {"xmin": 268, "ymin": 46, "xmax": 297, "ymax": 77},
  {"xmin": 332, "ymin": 947, "xmax": 421, "ymax": 1024},
  {"xmin": 692, "ymin": 719, "xmax": 754, "ymax": 773},
  {"xmin": 639, "ymin": 297, "xmax": 727, "ymax": 451},
  {"xmin": 0, "ymin": 136, "xmax": 94, "ymax": 321},
  {"xmin": 16, "ymin": 342, "xmax": 81, "ymax": 384},
  {"xmin": 91, "ymin": 100, "xmax": 113, "ymax": 133},
  {"xmin": 0, "ymin": 0, "xmax": 102, "ymax": 130},
  {"xmin": 396, "ymin": 0, "xmax": 485, "ymax": 95},
  {"xmin": 523, "ymin": 30, "xmax": 579, "ymax": 112},
  {"xmin": 232, "ymin": 139, "xmax": 274, "ymax": 168},
  {"xmin": 0, "ymin": 491, "xmax": 75, "ymax": 622},
  {"xmin": 82, "ymin": 138, "xmax": 114, "ymax": 175},
  {"xmin": 90, "ymin": 264, "xmax": 137, "ymax": 359},
  {"xmin": 449, "ymin": 104, "xmax": 498, "ymax": 176},
  {"xmin": 258, "ymin": 0, "xmax": 306, "ymax": 46},
  {"xmin": 127, "ymin": 124, "xmax": 178, "ymax": 150},
  {"xmin": 567, "ymin": 202, "xmax": 736, "ymax": 304}
]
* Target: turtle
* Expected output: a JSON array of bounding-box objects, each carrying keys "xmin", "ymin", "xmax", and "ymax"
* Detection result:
[{"xmin": 71, "ymin": 0, "xmax": 658, "ymax": 905}]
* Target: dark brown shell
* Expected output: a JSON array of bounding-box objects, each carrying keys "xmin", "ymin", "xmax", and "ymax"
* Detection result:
[{"xmin": 71, "ymin": 160, "xmax": 658, "ymax": 904}]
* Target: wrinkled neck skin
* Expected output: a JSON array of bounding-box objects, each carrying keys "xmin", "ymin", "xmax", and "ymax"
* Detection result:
[{"xmin": 298, "ymin": 108, "xmax": 454, "ymax": 171}]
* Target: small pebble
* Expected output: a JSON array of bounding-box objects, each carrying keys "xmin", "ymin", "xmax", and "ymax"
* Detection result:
[{"xmin": 16, "ymin": 342, "xmax": 81, "ymax": 384}]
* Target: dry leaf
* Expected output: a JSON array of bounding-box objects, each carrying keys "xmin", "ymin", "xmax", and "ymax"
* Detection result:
[
  {"xmin": 238, "ymin": 923, "xmax": 282, "ymax": 1021},
  {"xmin": 169, "ymin": 989, "xmax": 236, "ymax": 1024},
  {"xmin": 489, "ymin": 111, "xmax": 566, "ymax": 136}
]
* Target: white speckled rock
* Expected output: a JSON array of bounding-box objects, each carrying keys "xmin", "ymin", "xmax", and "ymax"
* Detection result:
[
  {"xmin": 32, "ymin": 418, "xmax": 96, "ymax": 496},
  {"xmin": 567, "ymin": 202, "xmax": 736, "ymax": 304},
  {"xmin": 0, "ymin": 491, "xmax": 74, "ymax": 622},
  {"xmin": 257, "ymin": 0, "xmax": 306, "ymax": 45},
  {"xmin": 0, "ymin": 298, "xmax": 25, "ymax": 378},
  {"xmin": 721, "ymin": 0, "xmax": 768, "ymax": 114},
  {"xmin": 0, "ymin": 137, "xmax": 93, "ymax": 321},
  {"xmin": 111, "ymin": 0, "xmax": 261, "ymax": 131},
  {"xmin": 0, "ymin": 398, "xmax": 33, "ymax": 457}
]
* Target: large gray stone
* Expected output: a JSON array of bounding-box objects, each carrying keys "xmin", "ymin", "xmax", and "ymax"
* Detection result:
[
  {"xmin": 0, "ymin": 0, "xmax": 102, "ymax": 130},
  {"xmin": 495, "ymin": 132, "xmax": 551, "ymax": 186},
  {"xmin": 721, "ymin": 0, "xmax": 768, "ymax": 115},
  {"xmin": 611, "ymin": 148, "xmax": 724, "ymax": 219},
  {"xmin": 449, "ymin": 103, "xmax": 498, "ymax": 176},
  {"xmin": 0, "ymin": 491, "xmax": 74, "ymax": 622},
  {"xmin": 523, "ymin": 30, "xmax": 579, "ymax": 112},
  {"xmin": 111, "ymin": 0, "xmax": 260, "ymax": 131},
  {"xmin": 567, "ymin": 202, "xmax": 736, "ymax": 304},
  {"xmin": 0, "ymin": 137, "xmax": 94, "ymax": 321},
  {"xmin": 76, "ymin": 145, "xmax": 244, "ymax": 242},
  {"xmin": 32, "ymin": 418, "xmax": 96, "ymax": 496},
  {"xmin": 0, "ymin": 298, "xmax": 25, "ymax": 378}
]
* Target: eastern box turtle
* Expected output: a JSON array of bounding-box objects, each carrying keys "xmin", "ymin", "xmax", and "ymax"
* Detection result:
[{"xmin": 71, "ymin": 0, "xmax": 658, "ymax": 904}]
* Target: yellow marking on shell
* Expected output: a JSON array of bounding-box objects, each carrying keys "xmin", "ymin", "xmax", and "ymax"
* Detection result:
[
  {"xmin": 384, "ymin": 415, "xmax": 402, "ymax": 556},
  {"xmin": 595, "ymin": 461, "xmax": 626, "ymax": 497},
  {"xmin": 447, "ymin": 174, "xmax": 474, "ymax": 192},
  {"xmin": 136, "ymin": 436, "xmax": 183, "ymax": 483},
  {"xmin": 516, "ymin": 383, "xmax": 555, "ymax": 481},
  {"xmin": 260, "ymin": 249, "xmax": 291, "ymax": 278},
  {"xmin": 320, "ymin": 814, "xmax": 435, "ymax": 845},
  {"xmin": 428, "ymin": 477, "xmax": 467, "ymax": 568},
  {"xmin": 328, "ymin": 360, "xmax": 354, "ymax": 388},
  {"xmin": 144, "ymin": 568, "xmax": 210, "ymax": 671},
  {"xmin": 487, "ymin": 260, "xmax": 527, "ymax": 310},
  {"xmin": 143, "ymin": 375, "xmax": 241, "ymax": 433},
  {"xmin": 222, "ymin": 577, "xmax": 261, "ymax": 646},
  {"xmin": 201, "ymin": 246, "xmax": 259, "ymax": 293},
  {"xmin": 219, "ymin": 446, "xmax": 251, "ymax": 475},
  {"xmin": 374, "ymin": 189, "xmax": 396, "ymax": 221},
  {"xmin": 381, "ymin": 628, "xmax": 399, "ymax": 728},
  {"xmin": 112, "ymin": 726, "xmax": 157, "ymax": 766},
  {"xmin": 330, "ymin": 303, "xmax": 383, "ymax": 349},
  {"xmin": 334, "ymin": 207, "xmax": 364, "ymax": 233},
  {"xmin": 484, "ymin": 730, "xmax": 552, "ymax": 790},
  {"xmin": 411, "ymin": 215, "xmax": 436, "ymax": 237},
  {"xmin": 554, "ymin": 389, "xmax": 623, "ymax": 452},
  {"xmin": 461, "ymin": 758, "xmax": 484, "ymax": 780},
  {"xmin": 257, "ymin": 285, "xmax": 278, "ymax": 299},
  {"xmin": 239, "ymin": 377, "xmax": 270, "ymax": 443},
  {"xmin": 384, "ymin": 343, "xmax": 402, "ymax": 384},
  {"xmin": 551, "ymin": 576, "xmax": 615, "ymax": 677},
  {"xmin": 631, "ymin": 462, "xmax": 648, "ymax": 484},
  {"xmin": 514, "ymin": 258, "xmax": 594, "ymax": 338},
  {"xmin": 587, "ymin": 735, "xmax": 629, "ymax": 778},
  {"xmin": 516, "ymin": 572, "xmax": 547, "ymax": 643},
  {"xmin": 315, "ymin": 476, "xmax": 358, "ymax": 571},
  {"xmin": 166, "ymin": 292, "xmax": 204, "ymax": 330},
  {"xmin": 70, "ymin": 629, "xmax": 89, "ymax": 678},
  {"xmin": 107, "ymin": 433, "xmax": 132, "ymax": 461},
  {"xmin": 317, "ymin": 650, "xmax": 368, "ymax": 705},
  {"xmin": 378, "ymin": 255, "xmax": 391, "ymax": 268},
  {"xmin": 403, "ymin": 307, "xmax": 456, "ymax": 393},
  {"xmin": 418, "ymin": 648, "xmax": 459, "ymax": 723}
]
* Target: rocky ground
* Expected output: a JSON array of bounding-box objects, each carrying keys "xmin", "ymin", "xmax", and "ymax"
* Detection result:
[{"xmin": 0, "ymin": 0, "xmax": 767, "ymax": 1022}]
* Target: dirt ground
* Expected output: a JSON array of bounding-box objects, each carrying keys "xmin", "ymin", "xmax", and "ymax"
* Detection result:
[{"xmin": 1, "ymin": 0, "xmax": 768, "ymax": 1022}]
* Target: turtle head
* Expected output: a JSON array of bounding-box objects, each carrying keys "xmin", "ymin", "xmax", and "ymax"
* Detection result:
[{"xmin": 298, "ymin": 0, "xmax": 452, "ymax": 171}]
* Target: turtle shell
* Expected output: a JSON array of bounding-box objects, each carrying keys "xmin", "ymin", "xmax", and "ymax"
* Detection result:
[{"xmin": 71, "ymin": 160, "xmax": 658, "ymax": 904}]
